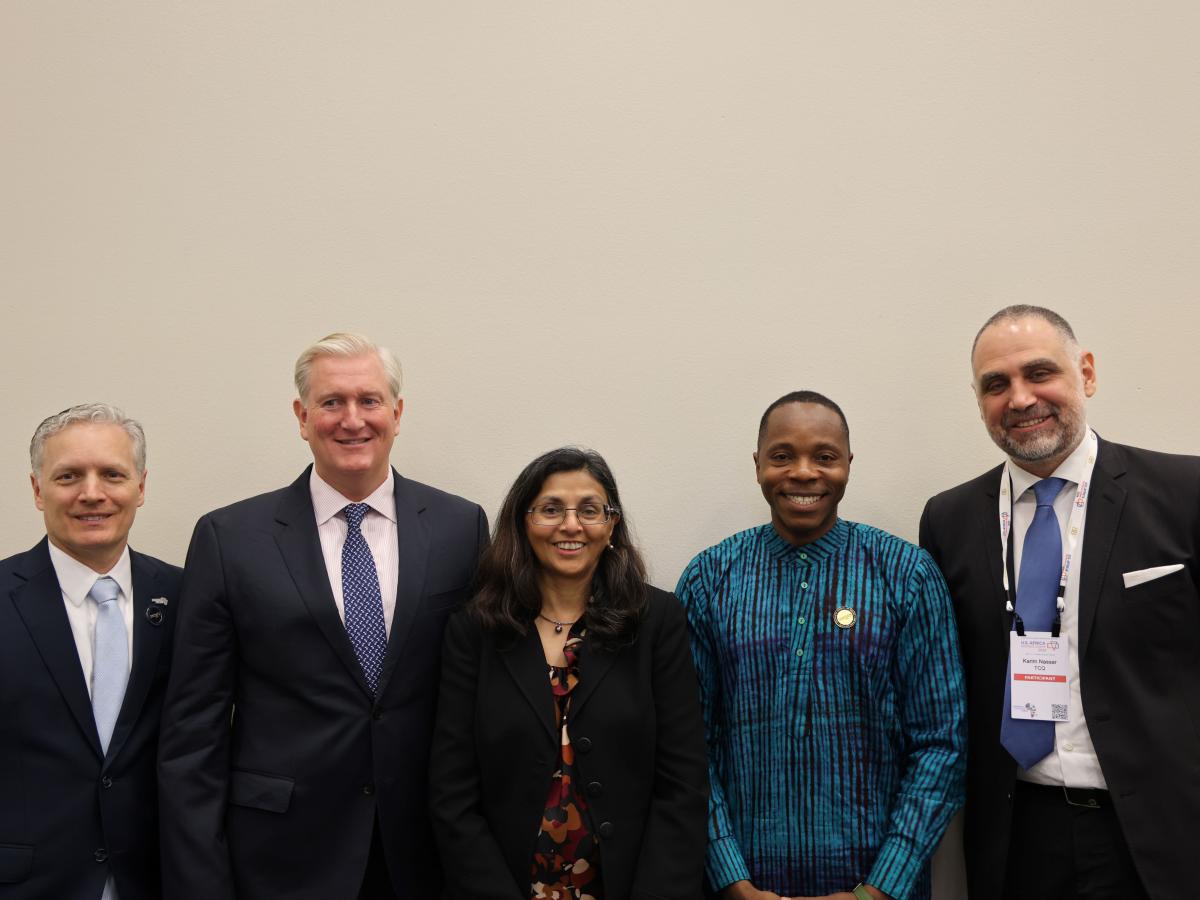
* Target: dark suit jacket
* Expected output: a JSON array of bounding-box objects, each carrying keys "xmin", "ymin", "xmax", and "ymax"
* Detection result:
[
  {"xmin": 158, "ymin": 467, "xmax": 487, "ymax": 900},
  {"xmin": 429, "ymin": 586, "xmax": 709, "ymax": 900},
  {"xmin": 0, "ymin": 539, "xmax": 181, "ymax": 900},
  {"xmin": 919, "ymin": 439, "xmax": 1200, "ymax": 900}
]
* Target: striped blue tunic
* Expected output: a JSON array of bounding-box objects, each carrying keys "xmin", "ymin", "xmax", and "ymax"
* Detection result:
[{"xmin": 676, "ymin": 520, "xmax": 966, "ymax": 900}]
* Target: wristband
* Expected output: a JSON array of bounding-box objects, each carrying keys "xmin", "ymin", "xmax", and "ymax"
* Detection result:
[{"xmin": 852, "ymin": 885, "xmax": 874, "ymax": 900}]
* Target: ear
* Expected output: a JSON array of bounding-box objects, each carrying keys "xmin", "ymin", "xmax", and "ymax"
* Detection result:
[
  {"xmin": 136, "ymin": 470, "xmax": 147, "ymax": 509},
  {"xmin": 31, "ymin": 472, "xmax": 44, "ymax": 511},
  {"xmin": 293, "ymin": 398, "xmax": 310, "ymax": 440},
  {"xmin": 392, "ymin": 397, "xmax": 404, "ymax": 435},
  {"xmin": 1079, "ymin": 350, "xmax": 1097, "ymax": 398}
]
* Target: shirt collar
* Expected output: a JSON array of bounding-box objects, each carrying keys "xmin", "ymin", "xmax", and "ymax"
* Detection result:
[
  {"xmin": 763, "ymin": 517, "xmax": 850, "ymax": 563},
  {"xmin": 1008, "ymin": 425, "xmax": 1093, "ymax": 501},
  {"xmin": 309, "ymin": 468, "xmax": 396, "ymax": 526},
  {"xmin": 47, "ymin": 542, "xmax": 133, "ymax": 608}
]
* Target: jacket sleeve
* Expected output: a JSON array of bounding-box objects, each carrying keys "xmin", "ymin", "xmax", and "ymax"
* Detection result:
[
  {"xmin": 675, "ymin": 558, "xmax": 752, "ymax": 893},
  {"xmin": 157, "ymin": 515, "xmax": 238, "ymax": 900},
  {"xmin": 428, "ymin": 610, "xmax": 526, "ymax": 900},
  {"xmin": 630, "ymin": 590, "xmax": 711, "ymax": 899}
]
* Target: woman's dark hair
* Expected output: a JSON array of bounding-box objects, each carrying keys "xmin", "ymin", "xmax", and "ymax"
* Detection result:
[{"xmin": 470, "ymin": 447, "xmax": 648, "ymax": 648}]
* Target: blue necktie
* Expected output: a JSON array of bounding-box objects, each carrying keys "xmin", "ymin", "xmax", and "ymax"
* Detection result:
[
  {"xmin": 89, "ymin": 576, "xmax": 128, "ymax": 756},
  {"xmin": 1001, "ymin": 477, "xmax": 1066, "ymax": 769},
  {"xmin": 342, "ymin": 503, "xmax": 387, "ymax": 695}
]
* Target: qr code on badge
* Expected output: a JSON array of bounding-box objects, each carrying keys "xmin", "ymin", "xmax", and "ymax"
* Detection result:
[{"xmin": 1051, "ymin": 704, "xmax": 1068, "ymax": 721}]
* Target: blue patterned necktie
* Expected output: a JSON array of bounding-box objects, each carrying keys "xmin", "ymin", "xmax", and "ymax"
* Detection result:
[
  {"xmin": 89, "ymin": 576, "xmax": 128, "ymax": 755},
  {"xmin": 341, "ymin": 503, "xmax": 387, "ymax": 695},
  {"xmin": 1001, "ymin": 476, "xmax": 1067, "ymax": 769}
]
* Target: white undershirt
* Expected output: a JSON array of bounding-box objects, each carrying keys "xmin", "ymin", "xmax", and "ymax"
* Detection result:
[
  {"xmin": 309, "ymin": 469, "xmax": 400, "ymax": 636},
  {"xmin": 47, "ymin": 542, "xmax": 134, "ymax": 690},
  {"xmin": 1008, "ymin": 427, "xmax": 1107, "ymax": 789}
]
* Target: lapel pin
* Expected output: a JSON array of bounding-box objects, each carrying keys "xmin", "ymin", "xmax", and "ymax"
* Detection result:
[
  {"xmin": 151, "ymin": 597, "xmax": 169, "ymax": 605},
  {"xmin": 834, "ymin": 607, "xmax": 857, "ymax": 629},
  {"xmin": 145, "ymin": 604, "xmax": 166, "ymax": 626}
]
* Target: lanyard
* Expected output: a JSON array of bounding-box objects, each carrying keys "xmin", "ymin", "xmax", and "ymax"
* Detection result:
[{"xmin": 997, "ymin": 429, "xmax": 1097, "ymax": 636}]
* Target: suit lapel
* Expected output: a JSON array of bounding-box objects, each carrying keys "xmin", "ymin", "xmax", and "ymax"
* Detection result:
[
  {"xmin": 9, "ymin": 540, "xmax": 103, "ymax": 757},
  {"xmin": 1077, "ymin": 440, "xmax": 1126, "ymax": 662},
  {"xmin": 105, "ymin": 551, "xmax": 167, "ymax": 764},
  {"xmin": 377, "ymin": 472, "xmax": 429, "ymax": 695},
  {"xmin": 273, "ymin": 470, "xmax": 373, "ymax": 697},
  {"xmin": 566, "ymin": 635, "xmax": 617, "ymax": 723},
  {"xmin": 979, "ymin": 465, "xmax": 1012, "ymax": 638},
  {"xmin": 500, "ymin": 625, "xmax": 556, "ymax": 741}
]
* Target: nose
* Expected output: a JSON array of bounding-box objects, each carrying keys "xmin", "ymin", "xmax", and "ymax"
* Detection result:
[
  {"xmin": 78, "ymin": 473, "xmax": 105, "ymax": 501},
  {"xmin": 558, "ymin": 509, "xmax": 585, "ymax": 533},
  {"xmin": 341, "ymin": 401, "xmax": 366, "ymax": 429},
  {"xmin": 1007, "ymin": 379, "xmax": 1037, "ymax": 409},
  {"xmin": 788, "ymin": 458, "xmax": 819, "ymax": 481}
]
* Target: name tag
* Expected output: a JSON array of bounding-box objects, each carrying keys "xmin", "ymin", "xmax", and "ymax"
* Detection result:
[{"xmin": 1009, "ymin": 632, "xmax": 1070, "ymax": 722}]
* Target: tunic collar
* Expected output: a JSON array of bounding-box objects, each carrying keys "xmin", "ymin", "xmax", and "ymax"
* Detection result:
[{"xmin": 763, "ymin": 517, "xmax": 849, "ymax": 564}]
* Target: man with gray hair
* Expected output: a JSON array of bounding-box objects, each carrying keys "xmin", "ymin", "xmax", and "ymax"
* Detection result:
[
  {"xmin": 0, "ymin": 404, "xmax": 182, "ymax": 900},
  {"xmin": 159, "ymin": 333, "xmax": 489, "ymax": 900},
  {"xmin": 921, "ymin": 305, "xmax": 1200, "ymax": 899}
]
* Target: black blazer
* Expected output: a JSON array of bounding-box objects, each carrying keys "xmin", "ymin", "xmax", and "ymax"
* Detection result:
[
  {"xmin": 0, "ymin": 539, "xmax": 181, "ymax": 900},
  {"xmin": 158, "ymin": 467, "xmax": 488, "ymax": 900},
  {"xmin": 919, "ymin": 439, "xmax": 1200, "ymax": 900},
  {"xmin": 430, "ymin": 586, "xmax": 709, "ymax": 900}
]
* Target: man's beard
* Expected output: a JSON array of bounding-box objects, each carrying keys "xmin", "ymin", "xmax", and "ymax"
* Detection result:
[{"xmin": 990, "ymin": 403, "xmax": 1085, "ymax": 464}]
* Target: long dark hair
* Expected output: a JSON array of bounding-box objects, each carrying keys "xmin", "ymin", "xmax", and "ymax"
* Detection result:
[{"xmin": 471, "ymin": 447, "xmax": 648, "ymax": 648}]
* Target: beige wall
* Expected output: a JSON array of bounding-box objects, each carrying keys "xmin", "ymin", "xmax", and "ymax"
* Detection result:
[{"xmin": 4, "ymin": 4, "xmax": 1199, "ymax": 896}]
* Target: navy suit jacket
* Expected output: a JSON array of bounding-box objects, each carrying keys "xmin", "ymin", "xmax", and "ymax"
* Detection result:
[
  {"xmin": 158, "ymin": 467, "xmax": 488, "ymax": 900},
  {"xmin": 920, "ymin": 439, "xmax": 1200, "ymax": 900},
  {"xmin": 0, "ymin": 539, "xmax": 181, "ymax": 900}
]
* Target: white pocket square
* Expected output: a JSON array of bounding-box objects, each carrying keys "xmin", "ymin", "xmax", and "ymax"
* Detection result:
[{"xmin": 1122, "ymin": 564, "xmax": 1185, "ymax": 589}]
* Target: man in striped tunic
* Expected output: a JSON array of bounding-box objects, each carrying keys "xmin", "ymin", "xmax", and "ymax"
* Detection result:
[{"xmin": 677, "ymin": 391, "xmax": 966, "ymax": 900}]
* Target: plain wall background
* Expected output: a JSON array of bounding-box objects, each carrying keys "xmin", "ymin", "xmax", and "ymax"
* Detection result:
[{"xmin": 4, "ymin": 4, "xmax": 1199, "ymax": 897}]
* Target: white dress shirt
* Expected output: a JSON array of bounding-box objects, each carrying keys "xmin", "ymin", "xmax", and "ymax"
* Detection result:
[
  {"xmin": 47, "ymin": 542, "xmax": 134, "ymax": 689},
  {"xmin": 309, "ymin": 469, "xmax": 400, "ymax": 636},
  {"xmin": 1008, "ymin": 427, "xmax": 1107, "ymax": 789}
]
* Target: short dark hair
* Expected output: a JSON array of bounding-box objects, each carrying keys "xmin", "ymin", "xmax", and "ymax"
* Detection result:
[
  {"xmin": 972, "ymin": 305, "xmax": 1077, "ymax": 358},
  {"xmin": 757, "ymin": 390, "xmax": 850, "ymax": 449},
  {"xmin": 470, "ymin": 447, "xmax": 648, "ymax": 648}
]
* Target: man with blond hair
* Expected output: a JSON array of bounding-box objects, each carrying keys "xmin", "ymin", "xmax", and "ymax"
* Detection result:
[
  {"xmin": 0, "ymin": 404, "xmax": 181, "ymax": 900},
  {"xmin": 159, "ymin": 333, "xmax": 488, "ymax": 900}
]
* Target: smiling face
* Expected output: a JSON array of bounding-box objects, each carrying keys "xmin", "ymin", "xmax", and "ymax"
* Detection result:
[
  {"xmin": 754, "ymin": 402, "xmax": 851, "ymax": 547},
  {"xmin": 524, "ymin": 469, "xmax": 617, "ymax": 588},
  {"xmin": 293, "ymin": 352, "xmax": 403, "ymax": 500},
  {"xmin": 972, "ymin": 315, "xmax": 1096, "ymax": 476},
  {"xmin": 32, "ymin": 422, "xmax": 146, "ymax": 572}
]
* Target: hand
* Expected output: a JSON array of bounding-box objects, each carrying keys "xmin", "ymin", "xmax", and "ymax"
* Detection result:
[
  {"xmin": 720, "ymin": 881, "xmax": 782, "ymax": 900},
  {"xmin": 792, "ymin": 887, "xmax": 889, "ymax": 900}
]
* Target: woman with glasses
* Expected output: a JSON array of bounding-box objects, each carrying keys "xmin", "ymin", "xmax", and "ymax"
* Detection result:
[{"xmin": 430, "ymin": 447, "xmax": 708, "ymax": 900}]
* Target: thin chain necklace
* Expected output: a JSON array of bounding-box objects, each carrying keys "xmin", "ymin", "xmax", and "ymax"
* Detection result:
[
  {"xmin": 537, "ymin": 612, "xmax": 578, "ymax": 634},
  {"xmin": 538, "ymin": 596, "xmax": 590, "ymax": 634}
]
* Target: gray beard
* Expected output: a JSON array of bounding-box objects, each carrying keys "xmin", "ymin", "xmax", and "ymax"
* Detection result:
[{"xmin": 992, "ymin": 415, "xmax": 1084, "ymax": 465}]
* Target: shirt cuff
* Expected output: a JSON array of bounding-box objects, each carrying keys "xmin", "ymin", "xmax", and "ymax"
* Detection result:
[
  {"xmin": 705, "ymin": 835, "xmax": 751, "ymax": 893},
  {"xmin": 866, "ymin": 836, "xmax": 923, "ymax": 900}
]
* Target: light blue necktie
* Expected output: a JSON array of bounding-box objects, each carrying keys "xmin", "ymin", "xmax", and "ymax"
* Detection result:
[
  {"xmin": 1001, "ymin": 477, "xmax": 1066, "ymax": 769},
  {"xmin": 342, "ymin": 503, "xmax": 387, "ymax": 695},
  {"xmin": 89, "ymin": 576, "xmax": 128, "ymax": 756}
]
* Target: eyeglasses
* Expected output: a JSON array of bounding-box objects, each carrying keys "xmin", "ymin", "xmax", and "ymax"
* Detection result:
[{"xmin": 526, "ymin": 501, "xmax": 619, "ymax": 527}]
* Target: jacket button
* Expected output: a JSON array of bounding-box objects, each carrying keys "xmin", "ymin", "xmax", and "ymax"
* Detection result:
[
  {"xmin": 362, "ymin": 784, "xmax": 375, "ymax": 796},
  {"xmin": 94, "ymin": 848, "xmax": 108, "ymax": 863},
  {"xmin": 101, "ymin": 776, "xmax": 113, "ymax": 788},
  {"xmin": 586, "ymin": 781, "xmax": 603, "ymax": 797},
  {"xmin": 598, "ymin": 821, "xmax": 614, "ymax": 838},
  {"xmin": 576, "ymin": 737, "xmax": 593, "ymax": 753}
]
